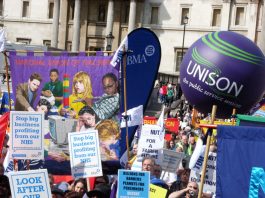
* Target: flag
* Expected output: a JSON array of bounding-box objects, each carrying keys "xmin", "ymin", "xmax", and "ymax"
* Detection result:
[
  {"xmin": 0, "ymin": 112, "xmax": 10, "ymax": 158},
  {"xmin": 0, "ymin": 28, "xmax": 5, "ymax": 52},
  {"xmin": 120, "ymin": 105, "xmax": 143, "ymax": 128},
  {"xmin": 110, "ymin": 36, "xmax": 128, "ymax": 68},
  {"xmin": 217, "ymin": 125, "xmax": 265, "ymax": 198},
  {"xmin": 157, "ymin": 106, "xmax": 165, "ymax": 129}
]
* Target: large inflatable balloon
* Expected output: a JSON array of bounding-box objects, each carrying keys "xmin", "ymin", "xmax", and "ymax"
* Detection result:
[{"xmin": 180, "ymin": 31, "xmax": 265, "ymax": 118}]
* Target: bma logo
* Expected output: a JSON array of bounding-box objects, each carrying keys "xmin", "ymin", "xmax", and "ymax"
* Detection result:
[
  {"xmin": 249, "ymin": 167, "xmax": 265, "ymax": 197},
  {"xmin": 145, "ymin": 45, "xmax": 155, "ymax": 56}
]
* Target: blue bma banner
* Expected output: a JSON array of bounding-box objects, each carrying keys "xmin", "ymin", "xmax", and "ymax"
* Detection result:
[
  {"xmin": 217, "ymin": 125, "xmax": 265, "ymax": 198},
  {"xmin": 119, "ymin": 28, "xmax": 161, "ymax": 154}
]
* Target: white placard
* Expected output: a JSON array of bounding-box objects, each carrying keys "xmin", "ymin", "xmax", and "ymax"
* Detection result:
[
  {"xmin": 158, "ymin": 149, "xmax": 184, "ymax": 173},
  {"xmin": 120, "ymin": 105, "xmax": 143, "ymax": 128},
  {"xmin": 137, "ymin": 124, "xmax": 164, "ymax": 163},
  {"xmin": 68, "ymin": 130, "xmax": 102, "ymax": 178},
  {"xmin": 8, "ymin": 169, "xmax": 52, "ymax": 198},
  {"xmin": 189, "ymin": 152, "xmax": 216, "ymax": 194},
  {"xmin": 10, "ymin": 111, "xmax": 44, "ymax": 160}
]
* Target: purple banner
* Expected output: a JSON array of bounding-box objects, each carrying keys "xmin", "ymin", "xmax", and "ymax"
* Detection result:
[{"xmin": 9, "ymin": 53, "xmax": 121, "ymax": 175}]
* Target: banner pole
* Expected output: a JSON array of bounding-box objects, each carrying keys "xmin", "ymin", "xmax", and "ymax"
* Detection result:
[
  {"xmin": 231, "ymin": 108, "xmax": 236, "ymax": 125},
  {"xmin": 3, "ymin": 51, "xmax": 12, "ymax": 111},
  {"xmin": 122, "ymin": 45, "xmax": 130, "ymax": 161},
  {"xmin": 198, "ymin": 105, "xmax": 217, "ymax": 198}
]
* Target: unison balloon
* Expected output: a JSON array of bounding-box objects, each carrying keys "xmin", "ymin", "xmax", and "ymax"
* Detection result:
[{"xmin": 180, "ymin": 31, "xmax": 265, "ymax": 118}]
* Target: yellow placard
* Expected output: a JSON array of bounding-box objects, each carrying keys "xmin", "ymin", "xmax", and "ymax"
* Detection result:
[{"xmin": 150, "ymin": 184, "xmax": 167, "ymax": 198}]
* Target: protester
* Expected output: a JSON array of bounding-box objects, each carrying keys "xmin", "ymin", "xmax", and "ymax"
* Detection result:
[
  {"xmin": 168, "ymin": 181, "xmax": 198, "ymax": 198},
  {"xmin": 15, "ymin": 73, "xmax": 42, "ymax": 111},
  {"xmin": 0, "ymin": 175, "xmax": 11, "ymax": 198},
  {"xmin": 71, "ymin": 178, "xmax": 87, "ymax": 197},
  {"xmin": 169, "ymin": 168, "xmax": 190, "ymax": 195}
]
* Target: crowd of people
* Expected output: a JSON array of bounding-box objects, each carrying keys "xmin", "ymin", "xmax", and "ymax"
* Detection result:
[{"xmin": 0, "ymin": 78, "xmax": 219, "ymax": 198}]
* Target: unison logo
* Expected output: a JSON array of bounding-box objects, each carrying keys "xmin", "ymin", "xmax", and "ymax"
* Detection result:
[{"xmin": 186, "ymin": 47, "xmax": 244, "ymax": 98}]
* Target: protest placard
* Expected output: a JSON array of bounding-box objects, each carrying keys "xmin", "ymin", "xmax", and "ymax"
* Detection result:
[
  {"xmin": 120, "ymin": 105, "xmax": 143, "ymax": 128},
  {"xmin": 68, "ymin": 130, "xmax": 102, "ymax": 178},
  {"xmin": 8, "ymin": 169, "xmax": 52, "ymax": 198},
  {"xmin": 189, "ymin": 152, "xmax": 216, "ymax": 193},
  {"xmin": 150, "ymin": 184, "xmax": 167, "ymax": 198},
  {"xmin": 10, "ymin": 111, "xmax": 44, "ymax": 160},
  {"xmin": 158, "ymin": 149, "xmax": 184, "ymax": 173},
  {"xmin": 137, "ymin": 124, "xmax": 164, "ymax": 163},
  {"xmin": 118, "ymin": 170, "xmax": 150, "ymax": 198}
]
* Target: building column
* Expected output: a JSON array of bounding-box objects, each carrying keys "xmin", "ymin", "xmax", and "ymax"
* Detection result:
[
  {"xmin": 105, "ymin": 0, "xmax": 114, "ymax": 50},
  {"xmin": 51, "ymin": 0, "xmax": 60, "ymax": 48},
  {"xmin": 260, "ymin": 2, "xmax": 265, "ymax": 54},
  {"xmin": 141, "ymin": 0, "xmax": 148, "ymax": 26},
  {"xmin": 72, "ymin": 0, "xmax": 81, "ymax": 52},
  {"xmin": 128, "ymin": 0, "xmax": 137, "ymax": 33},
  {"xmin": 247, "ymin": 1, "xmax": 259, "ymax": 41},
  {"xmin": 220, "ymin": 0, "xmax": 232, "ymax": 31},
  {"xmin": 106, "ymin": 0, "xmax": 114, "ymax": 35},
  {"xmin": 58, "ymin": 0, "xmax": 68, "ymax": 49}
]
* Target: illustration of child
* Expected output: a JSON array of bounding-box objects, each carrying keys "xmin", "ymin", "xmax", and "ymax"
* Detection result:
[{"xmin": 95, "ymin": 119, "xmax": 120, "ymax": 160}]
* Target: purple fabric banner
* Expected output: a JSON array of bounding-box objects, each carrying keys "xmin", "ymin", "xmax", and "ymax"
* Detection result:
[
  {"xmin": 9, "ymin": 53, "xmax": 121, "ymax": 175},
  {"xmin": 10, "ymin": 53, "xmax": 117, "ymax": 106}
]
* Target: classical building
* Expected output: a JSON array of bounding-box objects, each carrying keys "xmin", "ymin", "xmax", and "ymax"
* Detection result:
[{"xmin": 0, "ymin": 0, "xmax": 264, "ymax": 83}]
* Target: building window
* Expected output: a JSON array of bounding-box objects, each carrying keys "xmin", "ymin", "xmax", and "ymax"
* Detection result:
[
  {"xmin": 48, "ymin": 2, "xmax": 54, "ymax": 19},
  {"xmin": 22, "ymin": 1, "xmax": 30, "ymax": 18},
  {"xmin": 150, "ymin": 7, "xmax": 159, "ymax": 24},
  {"xmin": 43, "ymin": 40, "xmax": 51, "ymax": 47},
  {"xmin": 123, "ymin": 4, "xmax": 130, "ymax": 24},
  {"xmin": 181, "ymin": 8, "xmax": 189, "ymax": 25},
  {"xmin": 235, "ymin": 7, "xmax": 245, "ymax": 26},
  {"xmin": 17, "ymin": 38, "xmax": 31, "ymax": 44},
  {"xmin": 69, "ymin": 0, "xmax": 75, "ymax": 21},
  {"xmin": 212, "ymin": 8, "xmax": 221, "ymax": 27},
  {"xmin": 98, "ymin": 4, "xmax": 106, "ymax": 22},
  {"xmin": 66, "ymin": 41, "xmax": 72, "ymax": 51},
  {"xmin": 175, "ymin": 48, "xmax": 187, "ymax": 72},
  {"xmin": 0, "ymin": 0, "xmax": 3, "ymax": 16}
]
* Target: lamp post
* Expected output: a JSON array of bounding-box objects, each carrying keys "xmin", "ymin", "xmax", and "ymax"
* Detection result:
[
  {"xmin": 181, "ymin": 16, "xmax": 189, "ymax": 60},
  {"xmin": 106, "ymin": 32, "xmax": 114, "ymax": 51}
]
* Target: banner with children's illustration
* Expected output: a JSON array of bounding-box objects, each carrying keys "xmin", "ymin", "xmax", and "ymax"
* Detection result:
[
  {"xmin": 8, "ymin": 169, "xmax": 52, "ymax": 198},
  {"xmin": 10, "ymin": 111, "xmax": 45, "ymax": 160},
  {"xmin": 9, "ymin": 52, "xmax": 121, "ymax": 174},
  {"xmin": 68, "ymin": 130, "xmax": 102, "ymax": 178}
]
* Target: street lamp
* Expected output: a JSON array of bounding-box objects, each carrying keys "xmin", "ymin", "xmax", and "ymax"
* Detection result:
[
  {"xmin": 181, "ymin": 16, "xmax": 189, "ymax": 60},
  {"xmin": 106, "ymin": 32, "xmax": 114, "ymax": 51}
]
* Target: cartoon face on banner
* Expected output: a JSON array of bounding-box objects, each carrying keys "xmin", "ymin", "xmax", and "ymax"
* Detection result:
[{"xmin": 180, "ymin": 31, "xmax": 265, "ymax": 118}]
